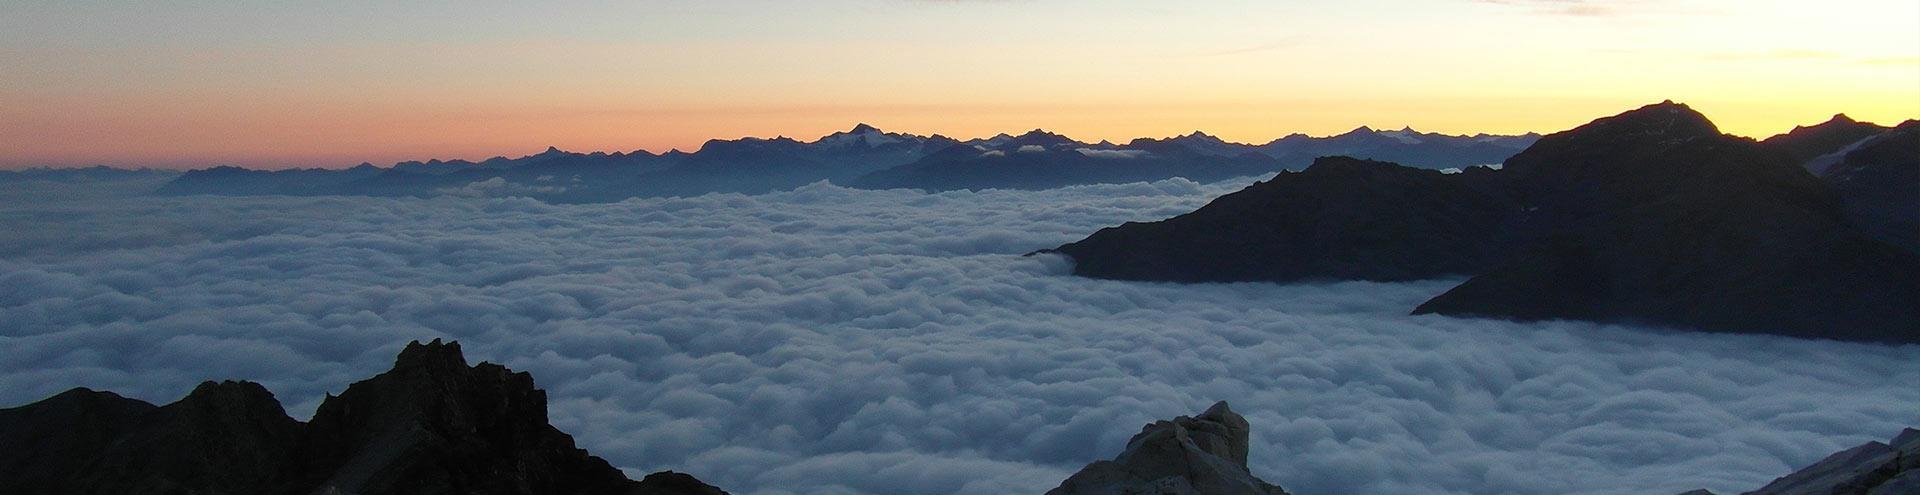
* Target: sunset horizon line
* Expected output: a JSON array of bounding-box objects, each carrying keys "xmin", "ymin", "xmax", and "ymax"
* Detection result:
[{"xmin": 9, "ymin": 104, "xmax": 1914, "ymax": 172}]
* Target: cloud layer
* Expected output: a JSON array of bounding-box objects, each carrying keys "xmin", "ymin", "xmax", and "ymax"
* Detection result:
[{"xmin": 2, "ymin": 179, "xmax": 1916, "ymax": 495}]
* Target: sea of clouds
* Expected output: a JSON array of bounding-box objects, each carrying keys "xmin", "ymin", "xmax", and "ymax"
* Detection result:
[{"xmin": 2, "ymin": 177, "xmax": 1916, "ymax": 495}]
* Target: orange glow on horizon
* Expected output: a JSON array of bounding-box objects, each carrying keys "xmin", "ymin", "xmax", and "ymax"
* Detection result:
[{"xmin": 2, "ymin": 1, "xmax": 1916, "ymax": 169}]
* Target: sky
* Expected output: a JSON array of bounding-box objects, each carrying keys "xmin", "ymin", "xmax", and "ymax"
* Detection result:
[
  {"xmin": 4, "ymin": 177, "xmax": 1916, "ymax": 495},
  {"xmin": 2, "ymin": 0, "xmax": 1917, "ymax": 169}
]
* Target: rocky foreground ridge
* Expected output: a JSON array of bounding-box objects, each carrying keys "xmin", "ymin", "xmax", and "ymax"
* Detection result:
[
  {"xmin": 3, "ymin": 339, "xmax": 1916, "ymax": 494},
  {"xmin": 1684, "ymin": 428, "xmax": 1919, "ymax": 495},
  {"xmin": 0, "ymin": 339, "xmax": 727, "ymax": 495}
]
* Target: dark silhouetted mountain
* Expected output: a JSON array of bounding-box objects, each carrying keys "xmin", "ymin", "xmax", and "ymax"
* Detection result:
[
  {"xmin": 853, "ymin": 125, "xmax": 1538, "ymax": 192},
  {"xmin": 156, "ymin": 164, "xmax": 389, "ymax": 196},
  {"xmin": 1728, "ymin": 427, "xmax": 1919, "ymax": 495},
  {"xmin": 968, "ymin": 128, "xmax": 1083, "ymax": 150},
  {"xmin": 72, "ymin": 380, "xmax": 301, "ymax": 495},
  {"xmin": 154, "ymin": 124, "xmax": 957, "ymax": 202},
  {"xmin": 1046, "ymin": 401, "xmax": 1289, "ymax": 495},
  {"xmin": 1415, "ymin": 102, "xmax": 1919, "ymax": 342},
  {"xmin": 635, "ymin": 472, "xmax": 733, "ymax": 495},
  {"xmin": 276, "ymin": 339, "xmax": 646, "ymax": 495},
  {"xmin": 1128, "ymin": 131, "xmax": 1249, "ymax": 157},
  {"xmin": 1255, "ymin": 126, "xmax": 1538, "ymax": 170},
  {"xmin": 1051, "ymin": 101, "xmax": 1920, "ymax": 343},
  {"xmin": 852, "ymin": 135, "xmax": 1288, "ymax": 191},
  {"xmin": 1759, "ymin": 114, "xmax": 1890, "ymax": 174},
  {"xmin": 1819, "ymin": 120, "xmax": 1919, "ymax": 254},
  {"xmin": 0, "ymin": 339, "xmax": 727, "ymax": 495},
  {"xmin": 0, "ymin": 165, "xmax": 179, "ymax": 182},
  {"xmin": 1049, "ymin": 157, "xmax": 1516, "ymax": 281},
  {"xmin": 153, "ymin": 124, "xmax": 1537, "ymax": 200},
  {"xmin": 0, "ymin": 388, "xmax": 157, "ymax": 494}
]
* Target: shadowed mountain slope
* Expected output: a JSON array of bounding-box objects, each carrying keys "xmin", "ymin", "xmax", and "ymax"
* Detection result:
[
  {"xmin": 1818, "ymin": 120, "xmax": 1919, "ymax": 253},
  {"xmin": 1758, "ymin": 114, "xmax": 1889, "ymax": 174},
  {"xmin": 1052, "ymin": 102, "xmax": 1920, "ymax": 343}
]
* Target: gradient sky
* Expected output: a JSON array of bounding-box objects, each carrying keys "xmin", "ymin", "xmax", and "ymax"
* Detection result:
[{"xmin": 3, "ymin": 0, "xmax": 1917, "ymax": 169}]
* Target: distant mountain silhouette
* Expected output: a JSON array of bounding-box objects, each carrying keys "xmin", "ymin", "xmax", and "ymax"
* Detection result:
[
  {"xmin": 0, "ymin": 165, "xmax": 178, "ymax": 182},
  {"xmin": 854, "ymin": 126, "xmax": 1536, "ymax": 192},
  {"xmin": 850, "ymin": 132, "xmax": 1287, "ymax": 191},
  {"xmin": 0, "ymin": 340, "xmax": 727, "ymax": 495},
  {"xmin": 1253, "ymin": 126, "xmax": 1537, "ymax": 170},
  {"xmin": 149, "ymin": 124, "xmax": 1537, "ymax": 200},
  {"xmin": 1050, "ymin": 101, "xmax": 1920, "ymax": 344},
  {"xmin": 1758, "ymin": 114, "xmax": 1889, "ymax": 174},
  {"xmin": 155, "ymin": 124, "xmax": 957, "ymax": 202}
]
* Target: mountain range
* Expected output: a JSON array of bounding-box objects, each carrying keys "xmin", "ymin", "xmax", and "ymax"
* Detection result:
[
  {"xmin": 1048, "ymin": 102, "xmax": 1920, "ymax": 344},
  {"xmin": 141, "ymin": 125, "xmax": 1538, "ymax": 202}
]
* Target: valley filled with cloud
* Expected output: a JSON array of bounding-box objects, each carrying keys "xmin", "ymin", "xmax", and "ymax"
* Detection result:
[{"xmin": 2, "ymin": 178, "xmax": 1915, "ymax": 495}]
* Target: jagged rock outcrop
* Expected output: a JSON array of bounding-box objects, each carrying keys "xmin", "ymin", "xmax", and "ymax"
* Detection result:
[
  {"xmin": 1046, "ymin": 401, "xmax": 1288, "ymax": 495},
  {"xmin": 1680, "ymin": 428, "xmax": 1920, "ymax": 495},
  {"xmin": 0, "ymin": 339, "xmax": 728, "ymax": 495},
  {"xmin": 277, "ymin": 339, "xmax": 648, "ymax": 495},
  {"xmin": 1051, "ymin": 101, "xmax": 1920, "ymax": 344}
]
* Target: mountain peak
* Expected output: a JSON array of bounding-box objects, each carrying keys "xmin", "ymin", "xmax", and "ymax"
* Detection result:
[
  {"xmin": 180, "ymin": 380, "xmax": 280, "ymax": 408},
  {"xmin": 1176, "ymin": 130, "xmax": 1228, "ymax": 144},
  {"xmin": 393, "ymin": 338, "xmax": 468, "ymax": 372},
  {"xmin": 1828, "ymin": 113, "xmax": 1856, "ymax": 124},
  {"xmin": 1575, "ymin": 100, "xmax": 1720, "ymax": 140},
  {"xmin": 849, "ymin": 123, "xmax": 881, "ymax": 134}
]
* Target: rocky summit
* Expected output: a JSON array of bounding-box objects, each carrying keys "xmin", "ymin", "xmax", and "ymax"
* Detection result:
[
  {"xmin": 1047, "ymin": 401, "xmax": 1289, "ymax": 495},
  {"xmin": 0, "ymin": 339, "xmax": 727, "ymax": 495}
]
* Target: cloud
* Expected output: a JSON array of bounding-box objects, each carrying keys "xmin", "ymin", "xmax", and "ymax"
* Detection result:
[
  {"xmin": 1074, "ymin": 148, "xmax": 1150, "ymax": 159},
  {"xmin": 1016, "ymin": 145, "xmax": 1047, "ymax": 153},
  {"xmin": 1473, "ymin": 0, "xmax": 1637, "ymax": 17},
  {"xmin": 1701, "ymin": 49, "xmax": 1842, "ymax": 62},
  {"xmin": 436, "ymin": 177, "xmax": 566, "ymax": 198},
  {"xmin": 1193, "ymin": 39, "xmax": 1302, "ymax": 58},
  {"xmin": 1, "ymin": 177, "xmax": 1916, "ymax": 495}
]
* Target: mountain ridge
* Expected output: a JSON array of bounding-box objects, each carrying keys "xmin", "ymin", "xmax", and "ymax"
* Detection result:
[
  {"xmin": 146, "ymin": 124, "xmax": 1541, "ymax": 201},
  {"xmin": 1051, "ymin": 101, "xmax": 1920, "ymax": 344},
  {"xmin": 0, "ymin": 339, "xmax": 727, "ymax": 495}
]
